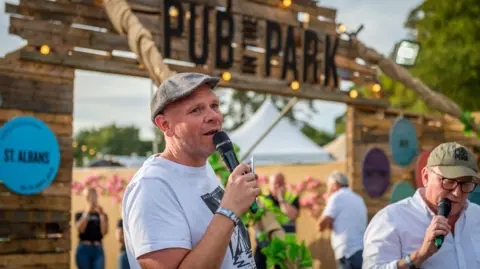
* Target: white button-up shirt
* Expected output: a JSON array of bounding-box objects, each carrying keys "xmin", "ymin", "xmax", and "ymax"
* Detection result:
[{"xmin": 363, "ymin": 188, "xmax": 480, "ymax": 269}]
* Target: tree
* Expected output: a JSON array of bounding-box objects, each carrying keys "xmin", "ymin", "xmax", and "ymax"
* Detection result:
[
  {"xmin": 300, "ymin": 123, "xmax": 336, "ymax": 146},
  {"xmin": 73, "ymin": 124, "xmax": 165, "ymax": 167},
  {"xmin": 404, "ymin": 0, "xmax": 480, "ymax": 111}
]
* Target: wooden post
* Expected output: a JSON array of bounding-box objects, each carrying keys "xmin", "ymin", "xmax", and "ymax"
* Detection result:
[{"xmin": 0, "ymin": 57, "xmax": 74, "ymax": 269}]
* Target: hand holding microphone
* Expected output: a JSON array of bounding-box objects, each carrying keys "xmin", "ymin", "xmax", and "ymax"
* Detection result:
[
  {"xmin": 418, "ymin": 198, "xmax": 451, "ymax": 261},
  {"xmin": 213, "ymin": 131, "xmax": 259, "ymax": 215}
]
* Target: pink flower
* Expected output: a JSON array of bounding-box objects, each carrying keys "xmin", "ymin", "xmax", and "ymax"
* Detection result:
[
  {"xmin": 305, "ymin": 176, "xmax": 313, "ymax": 182},
  {"xmin": 306, "ymin": 180, "xmax": 320, "ymax": 190},
  {"xmin": 296, "ymin": 182, "xmax": 306, "ymax": 193}
]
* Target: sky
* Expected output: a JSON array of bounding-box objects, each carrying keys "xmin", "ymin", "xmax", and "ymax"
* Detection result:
[{"xmin": 0, "ymin": 0, "xmax": 422, "ymax": 140}]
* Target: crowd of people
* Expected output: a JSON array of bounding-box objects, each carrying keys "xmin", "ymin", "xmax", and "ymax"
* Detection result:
[{"xmin": 73, "ymin": 73, "xmax": 480, "ymax": 269}]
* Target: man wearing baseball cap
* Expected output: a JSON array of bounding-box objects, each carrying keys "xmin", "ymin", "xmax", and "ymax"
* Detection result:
[
  {"xmin": 363, "ymin": 142, "xmax": 480, "ymax": 269},
  {"xmin": 316, "ymin": 171, "xmax": 368, "ymax": 269},
  {"xmin": 121, "ymin": 73, "xmax": 258, "ymax": 269}
]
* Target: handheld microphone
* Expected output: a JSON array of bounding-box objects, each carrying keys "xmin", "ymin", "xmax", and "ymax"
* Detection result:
[
  {"xmin": 213, "ymin": 131, "xmax": 258, "ymax": 213},
  {"xmin": 435, "ymin": 198, "xmax": 451, "ymax": 249}
]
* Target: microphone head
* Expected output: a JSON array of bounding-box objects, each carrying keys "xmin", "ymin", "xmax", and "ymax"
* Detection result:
[
  {"xmin": 213, "ymin": 131, "xmax": 233, "ymax": 154},
  {"xmin": 438, "ymin": 198, "xmax": 451, "ymax": 217}
]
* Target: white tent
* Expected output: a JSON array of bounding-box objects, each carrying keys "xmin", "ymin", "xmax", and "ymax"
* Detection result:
[
  {"xmin": 323, "ymin": 133, "xmax": 346, "ymax": 161},
  {"xmin": 229, "ymin": 97, "xmax": 334, "ymax": 166}
]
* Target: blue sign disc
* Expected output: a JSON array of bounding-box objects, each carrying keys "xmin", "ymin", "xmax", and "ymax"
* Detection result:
[
  {"xmin": 0, "ymin": 116, "xmax": 60, "ymax": 195},
  {"xmin": 389, "ymin": 181, "xmax": 415, "ymax": 204},
  {"xmin": 362, "ymin": 147, "xmax": 391, "ymax": 198},
  {"xmin": 390, "ymin": 117, "xmax": 418, "ymax": 167}
]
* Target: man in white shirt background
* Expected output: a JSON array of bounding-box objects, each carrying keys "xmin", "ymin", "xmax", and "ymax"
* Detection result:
[
  {"xmin": 121, "ymin": 73, "xmax": 259, "ymax": 269},
  {"xmin": 316, "ymin": 171, "xmax": 368, "ymax": 269},
  {"xmin": 363, "ymin": 142, "xmax": 480, "ymax": 269}
]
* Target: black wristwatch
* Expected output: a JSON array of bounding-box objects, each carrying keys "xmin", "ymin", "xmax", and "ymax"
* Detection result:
[{"xmin": 405, "ymin": 254, "xmax": 419, "ymax": 269}]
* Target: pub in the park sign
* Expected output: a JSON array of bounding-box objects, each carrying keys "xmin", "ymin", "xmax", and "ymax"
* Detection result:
[{"xmin": 163, "ymin": 0, "xmax": 340, "ymax": 88}]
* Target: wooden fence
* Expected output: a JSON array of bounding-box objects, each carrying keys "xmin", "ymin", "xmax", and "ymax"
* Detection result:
[
  {"xmin": 346, "ymin": 106, "xmax": 480, "ymax": 219},
  {"xmin": 0, "ymin": 58, "xmax": 74, "ymax": 269}
]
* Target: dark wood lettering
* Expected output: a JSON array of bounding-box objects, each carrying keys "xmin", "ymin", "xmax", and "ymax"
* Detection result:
[
  {"xmin": 265, "ymin": 20, "xmax": 282, "ymax": 77},
  {"xmin": 324, "ymin": 34, "xmax": 339, "ymax": 87},
  {"xmin": 215, "ymin": 10, "xmax": 235, "ymax": 69},
  {"xmin": 281, "ymin": 25, "xmax": 298, "ymax": 81},
  {"xmin": 163, "ymin": 0, "xmax": 184, "ymax": 59},
  {"xmin": 242, "ymin": 55, "xmax": 257, "ymax": 74},
  {"xmin": 188, "ymin": 3, "xmax": 209, "ymax": 65},
  {"xmin": 303, "ymin": 29, "xmax": 319, "ymax": 83},
  {"xmin": 242, "ymin": 16, "xmax": 257, "ymax": 74}
]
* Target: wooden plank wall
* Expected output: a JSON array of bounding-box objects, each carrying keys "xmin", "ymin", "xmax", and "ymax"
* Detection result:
[
  {"xmin": 347, "ymin": 106, "xmax": 480, "ymax": 219},
  {"xmin": 0, "ymin": 58, "xmax": 74, "ymax": 269}
]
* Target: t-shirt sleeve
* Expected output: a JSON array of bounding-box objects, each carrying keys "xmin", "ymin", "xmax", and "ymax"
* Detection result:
[
  {"xmin": 322, "ymin": 194, "xmax": 339, "ymax": 218},
  {"xmin": 124, "ymin": 178, "xmax": 192, "ymax": 258}
]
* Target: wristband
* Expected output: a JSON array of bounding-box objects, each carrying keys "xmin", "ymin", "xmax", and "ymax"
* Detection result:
[
  {"xmin": 405, "ymin": 254, "xmax": 419, "ymax": 269},
  {"xmin": 215, "ymin": 207, "xmax": 240, "ymax": 226}
]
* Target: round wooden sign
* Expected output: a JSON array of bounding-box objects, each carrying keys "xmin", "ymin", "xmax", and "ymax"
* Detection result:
[
  {"xmin": 362, "ymin": 147, "xmax": 391, "ymax": 198},
  {"xmin": 389, "ymin": 181, "xmax": 415, "ymax": 204},
  {"xmin": 390, "ymin": 117, "xmax": 418, "ymax": 167},
  {"xmin": 415, "ymin": 150, "xmax": 431, "ymax": 188}
]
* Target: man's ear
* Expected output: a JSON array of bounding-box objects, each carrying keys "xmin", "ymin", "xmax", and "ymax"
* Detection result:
[
  {"xmin": 421, "ymin": 167, "xmax": 429, "ymax": 187},
  {"xmin": 154, "ymin": 114, "xmax": 172, "ymax": 136}
]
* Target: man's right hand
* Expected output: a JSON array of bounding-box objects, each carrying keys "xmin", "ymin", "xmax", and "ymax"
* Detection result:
[
  {"xmin": 417, "ymin": 215, "xmax": 451, "ymax": 261},
  {"xmin": 220, "ymin": 163, "xmax": 260, "ymax": 217}
]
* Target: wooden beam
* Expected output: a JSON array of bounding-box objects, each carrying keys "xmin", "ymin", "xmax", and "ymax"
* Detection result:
[{"xmin": 0, "ymin": 238, "xmax": 70, "ymax": 255}]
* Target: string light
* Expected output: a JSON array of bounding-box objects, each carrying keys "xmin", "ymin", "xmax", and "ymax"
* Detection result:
[
  {"xmin": 221, "ymin": 72, "xmax": 232, "ymax": 82},
  {"xmin": 338, "ymin": 24, "xmax": 347, "ymax": 33},
  {"xmin": 40, "ymin": 45, "xmax": 50, "ymax": 55},
  {"xmin": 281, "ymin": 0, "xmax": 292, "ymax": 8},
  {"xmin": 372, "ymin": 83, "xmax": 381, "ymax": 93},
  {"xmin": 81, "ymin": 145, "xmax": 87, "ymax": 152},
  {"xmin": 290, "ymin": 80, "xmax": 300, "ymax": 91},
  {"xmin": 169, "ymin": 6, "xmax": 179, "ymax": 17},
  {"xmin": 89, "ymin": 148, "xmax": 95, "ymax": 155},
  {"xmin": 349, "ymin": 89, "xmax": 358, "ymax": 99},
  {"xmin": 72, "ymin": 141, "xmax": 78, "ymax": 148}
]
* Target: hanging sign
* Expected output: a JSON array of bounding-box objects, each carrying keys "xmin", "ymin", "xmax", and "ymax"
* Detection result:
[
  {"xmin": 0, "ymin": 116, "xmax": 60, "ymax": 195},
  {"xmin": 415, "ymin": 150, "xmax": 431, "ymax": 188},
  {"xmin": 362, "ymin": 147, "xmax": 391, "ymax": 198},
  {"xmin": 390, "ymin": 117, "xmax": 418, "ymax": 167},
  {"xmin": 389, "ymin": 181, "xmax": 415, "ymax": 204}
]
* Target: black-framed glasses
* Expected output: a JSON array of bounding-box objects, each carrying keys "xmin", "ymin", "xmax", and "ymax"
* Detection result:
[{"xmin": 428, "ymin": 168, "xmax": 478, "ymax": 193}]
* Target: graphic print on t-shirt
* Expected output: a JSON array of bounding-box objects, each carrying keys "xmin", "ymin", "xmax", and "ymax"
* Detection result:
[{"xmin": 201, "ymin": 186, "xmax": 255, "ymax": 269}]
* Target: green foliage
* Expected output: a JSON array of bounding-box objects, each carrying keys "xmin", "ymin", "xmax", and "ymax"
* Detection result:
[
  {"xmin": 404, "ymin": 0, "xmax": 480, "ymax": 111},
  {"xmin": 461, "ymin": 111, "xmax": 480, "ymax": 138},
  {"xmin": 300, "ymin": 123, "xmax": 336, "ymax": 146},
  {"xmin": 261, "ymin": 234, "xmax": 313, "ymax": 269},
  {"xmin": 74, "ymin": 124, "xmax": 165, "ymax": 167}
]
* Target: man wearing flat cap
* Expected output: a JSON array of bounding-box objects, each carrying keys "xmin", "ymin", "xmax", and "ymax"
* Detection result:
[
  {"xmin": 121, "ymin": 73, "xmax": 258, "ymax": 269},
  {"xmin": 363, "ymin": 142, "xmax": 480, "ymax": 269}
]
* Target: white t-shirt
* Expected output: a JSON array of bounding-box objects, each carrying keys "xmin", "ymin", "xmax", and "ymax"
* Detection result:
[
  {"xmin": 122, "ymin": 155, "xmax": 256, "ymax": 269},
  {"xmin": 323, "ymin": 188, "xmax": 368, "ymax": 260}
]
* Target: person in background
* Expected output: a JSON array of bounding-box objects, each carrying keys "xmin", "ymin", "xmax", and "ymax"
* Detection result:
[
  {"xmin": 363, "ymin": 142, "xmax": 480, "ymax": 269},
  {"xmin": 254, "ymin": 172, "xmax": 300, "ymax": 269},
  {"xmin": 74, "ymin": 187, "xmax": 108, "ymax": 269},
  {"xmin": 116, "ymin": 219, "xmax": 130, "ymax": 269},
  {"xmin": 316, "ymin": 171, "xmax": 367, "ymax": 269}
]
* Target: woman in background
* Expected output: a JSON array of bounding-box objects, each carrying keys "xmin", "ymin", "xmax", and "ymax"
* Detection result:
[
  {"xmin": 74, "ymin": 187, "xmax": 108, "ymax": 269},
  {"xmin": 116, "ymin": 219, "xmax": 130, "ymax": 269}
]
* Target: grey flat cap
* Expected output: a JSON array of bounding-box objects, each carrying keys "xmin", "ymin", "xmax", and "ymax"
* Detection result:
[{"xmin": 150, "ymin": 72, "xmax": 220, "ymax": 123}]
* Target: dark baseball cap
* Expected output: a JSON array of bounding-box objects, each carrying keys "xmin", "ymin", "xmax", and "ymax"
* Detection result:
[
  {"xmin": 150, "ymin": 72, "xmax": 220, "ymax": 123},
  {"xmin": 427, "ymin": 142, "xmax": 479, "ymax": 179}
]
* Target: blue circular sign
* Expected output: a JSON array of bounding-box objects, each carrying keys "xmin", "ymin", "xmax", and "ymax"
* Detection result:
[
  {"xmin": 0, "ymin": 116, "xmax": 60, "ymax": 195},
  {"xmin": 390, "ymin": 117, "xmax": 418, "ymax": 167},
  {"xmin": 362, "ymin": 147, "xmax": 391, "ymax": 198},
  {"xmin": 389, "ymin": 181, "xmax": 415, "ymax": 204}
]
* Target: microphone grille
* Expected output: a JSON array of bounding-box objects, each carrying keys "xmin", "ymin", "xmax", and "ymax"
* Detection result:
[{"xmin": 213, "ymin": 131, "xmax": 233, "ymax": 152}]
